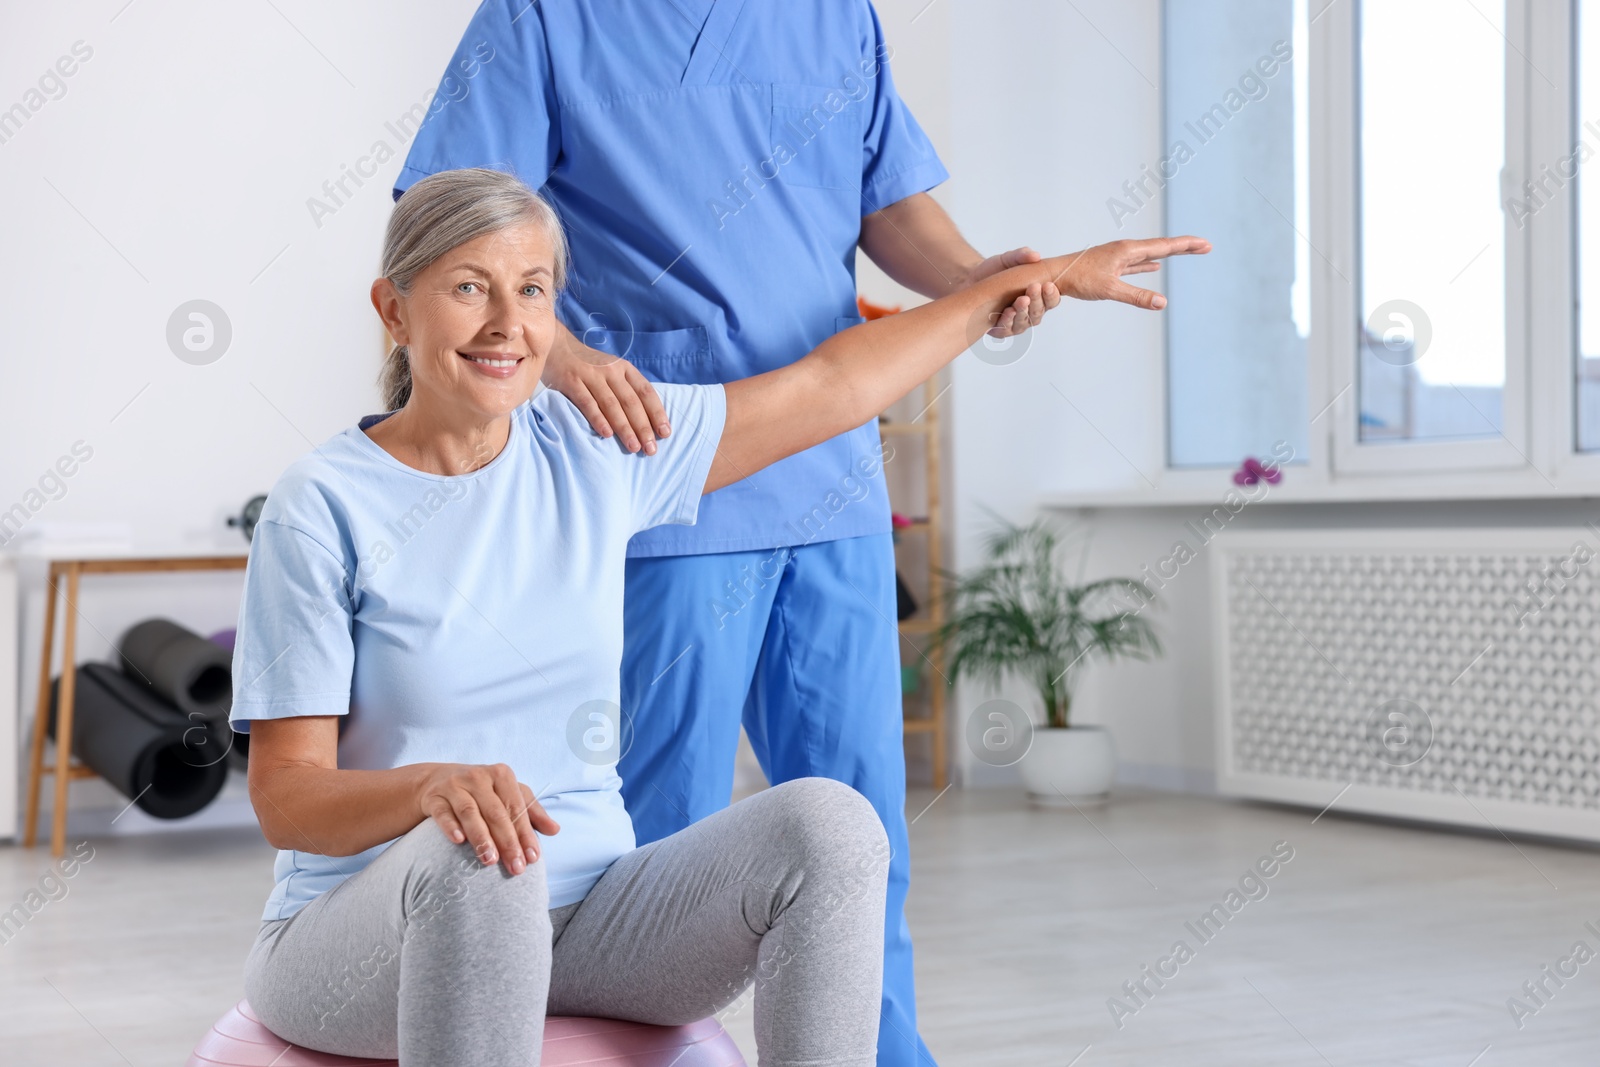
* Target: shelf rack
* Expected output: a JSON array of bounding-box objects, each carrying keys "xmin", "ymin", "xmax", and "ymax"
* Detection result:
[{"xmin": 881, "ymin": 375, "xmax": 948, "ymax": 789}]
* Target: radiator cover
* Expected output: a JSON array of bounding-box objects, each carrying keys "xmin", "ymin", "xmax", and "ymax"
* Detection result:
[{"xmin": 1213, "ymin": 528, "xmax": 1600, "ymax": 841}]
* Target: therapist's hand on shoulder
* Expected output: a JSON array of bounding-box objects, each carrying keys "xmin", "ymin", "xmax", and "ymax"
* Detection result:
[
  {"xmin": 418, "ymin": 762, "xmax": 560, "ymax": 876},
  {"xmin": 542, "ymin": 329, "xmax": 671, "ymax": 456}
]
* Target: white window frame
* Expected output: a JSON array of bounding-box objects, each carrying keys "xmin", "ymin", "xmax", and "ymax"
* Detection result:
[
  {"xmin": 1534, "ymin": 0, "xmax": 1590, "ymax": 482},
  {"xmin": 1134, "ymin": 0, "xmax": 1592, "ymax": 507},
  {"xmin": 1325, "ymin": 0, "xmax": 1531, "ymax": 475}
]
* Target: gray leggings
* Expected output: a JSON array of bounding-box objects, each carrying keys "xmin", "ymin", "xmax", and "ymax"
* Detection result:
[{"xmin": 242, "ymin": 777, "xmax": 890, "ymax": 1066}]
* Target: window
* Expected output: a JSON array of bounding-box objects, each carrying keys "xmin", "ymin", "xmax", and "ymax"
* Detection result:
[
  {"xmin": 1163, "ymin": 0, "xmax": 1310, "ymax": 469},
  {"xmin": 1160, "ymin": 0, "xmax": 1562, "ymax": 488}
]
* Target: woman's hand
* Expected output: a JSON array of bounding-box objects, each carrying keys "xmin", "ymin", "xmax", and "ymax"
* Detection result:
[
  {"xmin": 1042, "ymin": 236, "xmax": 1212, "ymax": 311},
  {"xmin": 417, "ymin": 762, "xmax": 560, "ymax": 875},
  {"xmin": 542, "ymin": 330, "xmax": 670, "ymax": 455}
]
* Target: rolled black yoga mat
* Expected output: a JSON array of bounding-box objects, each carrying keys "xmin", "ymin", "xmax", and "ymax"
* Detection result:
[
  {"xmin": 118, "ymin": 618, "xmax": 233, "ymax": 722},
  {"xmin": 49, "ymin": 663, "xmax": 230, "ymax": 819}
]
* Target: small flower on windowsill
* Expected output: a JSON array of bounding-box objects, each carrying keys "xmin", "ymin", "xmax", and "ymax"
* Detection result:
[{"xmin": 1232, "ymin": 457, "xmax": 1282, "ymax": 486}]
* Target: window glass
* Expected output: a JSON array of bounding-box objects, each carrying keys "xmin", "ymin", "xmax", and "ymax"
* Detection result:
[
  {"xmin": 1164, "ymin": 0, "xmax": 1309, "ymax": 468},
  {"xmin": 1357, "ymin": 0, "xmax": 1506, "ymax": 443}
]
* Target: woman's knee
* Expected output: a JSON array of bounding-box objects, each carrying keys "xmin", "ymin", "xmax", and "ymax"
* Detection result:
[
  {"xmin": 388, "ymin": 819, "xmax": 550, "ymax": 928},
  {"xmin": 766, "ymin": 777, "xmax": 890, "ymax": 881}
]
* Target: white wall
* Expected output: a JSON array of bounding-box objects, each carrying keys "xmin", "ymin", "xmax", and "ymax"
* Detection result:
[
  {"xmin": 1, "ymin": 1, "xmax": 484, "ymax": 833},
  {"xmin": 902, "ymin": 3, "xmax": 1600, "ymax": 796},
  {"xmin": 851, "ymin": 1, "xmax": 1185, "ymax": 791},
  {"xmin": 2, "ymin": 0, "xmax": 1205, "ymax": 821},
  {"xmin": 2, "ymin": 1, "xmax": 479, "ymax": 549},
  {"xmin": 900, "ymin": 1, "xmax": 1180, "ymax": 787}
]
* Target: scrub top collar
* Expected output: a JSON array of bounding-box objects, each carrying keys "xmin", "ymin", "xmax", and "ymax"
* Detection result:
[
  {"xmin": 680, "ymin": 0, "xmax": 750, "ymax": 86},
  {"xmin": 668, "ymin": 0, "xmax": 714, "ymax": 31}
]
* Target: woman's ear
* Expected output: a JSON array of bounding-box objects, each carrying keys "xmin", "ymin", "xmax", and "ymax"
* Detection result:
[{"xmin": 371, "ymin": 278, "xmax": 409, "ymax": 346}]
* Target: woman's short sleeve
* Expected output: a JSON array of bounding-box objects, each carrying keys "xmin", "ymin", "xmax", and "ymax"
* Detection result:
[
  {"xmin": 623, "ymin": 382, "xmax": 727, "ymax": 533},
  {"xmin": 229, "ymin": 519, "xmax": 356, "ymax": 732}
]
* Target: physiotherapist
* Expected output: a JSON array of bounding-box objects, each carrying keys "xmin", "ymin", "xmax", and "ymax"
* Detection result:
[{"xmin": 393, "ymin": 4, "xmax": 1064, "ymax": 1064}]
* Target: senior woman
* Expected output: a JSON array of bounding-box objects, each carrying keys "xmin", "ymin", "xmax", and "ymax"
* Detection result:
[{"xmin": 230, "ymin": 166, "xmax": 1207, "ymax": 1066}]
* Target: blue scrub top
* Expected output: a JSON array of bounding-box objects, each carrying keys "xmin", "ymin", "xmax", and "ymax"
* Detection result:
[{"xmin": 394, "ymin": 0, "xmax": 949, "ymax": 557}]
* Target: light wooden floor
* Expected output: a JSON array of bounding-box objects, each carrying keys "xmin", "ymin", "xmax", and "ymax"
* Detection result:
[{"xmin": 1, "ymin": 786, "xmax": 1597, "ymax": 1065}]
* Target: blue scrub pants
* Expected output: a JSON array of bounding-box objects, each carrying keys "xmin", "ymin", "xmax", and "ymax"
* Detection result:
[{"xmin": 619, "ymin": 532, "xmax": 935, "ymax": 1067}]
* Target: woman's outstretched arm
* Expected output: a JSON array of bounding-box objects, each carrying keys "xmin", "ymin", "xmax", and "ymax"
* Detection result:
[{"xmin": 705, "ymin": 236, "xmax": 1209, "ymax": 494}]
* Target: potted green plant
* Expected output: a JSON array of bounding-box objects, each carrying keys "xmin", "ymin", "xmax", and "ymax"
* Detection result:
[{"xmin": 937, "ymin": 516, "xmax": 1162, "ymax": 804}]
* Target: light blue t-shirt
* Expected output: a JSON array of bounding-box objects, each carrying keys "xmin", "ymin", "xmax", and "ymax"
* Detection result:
[{"xmin": 229, "ymin": 383, "xmax": 726, "ymax": 921}]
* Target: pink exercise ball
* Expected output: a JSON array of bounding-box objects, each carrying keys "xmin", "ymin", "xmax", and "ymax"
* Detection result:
[{"xmin": 187, "ymin": 1000, "xmax": 747, "ymax": 1066}]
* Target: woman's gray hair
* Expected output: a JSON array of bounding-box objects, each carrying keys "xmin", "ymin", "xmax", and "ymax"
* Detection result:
[{"xmin": 378, "ymin": 167, "xmax": 569, "ymax": 411}]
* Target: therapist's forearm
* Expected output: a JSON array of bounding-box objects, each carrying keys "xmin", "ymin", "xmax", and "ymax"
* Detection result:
[
  {"xmin": 251, "ymin": 761, "xmax": 437, "ymax": 856},
  {"xmin": 858, "ymin": 192, "xmax": 985, "ymax": 299}
]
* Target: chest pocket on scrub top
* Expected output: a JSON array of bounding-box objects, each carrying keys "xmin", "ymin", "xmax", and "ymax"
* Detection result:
[
  {"xmin": 770, "ymin": 83, "xmax": 863, "ymax": 192},
  {"xmin": 610, "ymin": 325, "xmax": 716, "ymax": 386}
]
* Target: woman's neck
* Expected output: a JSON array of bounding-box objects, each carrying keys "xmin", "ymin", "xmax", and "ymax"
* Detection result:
[{"xmin": 363, "ymin": 395, "xmax": 512, "ymax": 477}]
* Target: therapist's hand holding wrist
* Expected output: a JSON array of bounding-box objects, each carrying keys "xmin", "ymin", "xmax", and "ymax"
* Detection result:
[
  {"xmin": 964, "ymin": 246, "xmax": 1061, "ymax": 337},
  {"xmin": 416, "ymin": 761, "xmax": 560, "ymax": 876},
  {"xmin": 542, "ymin": 326, "xmax": 671, "ymax": 455}
]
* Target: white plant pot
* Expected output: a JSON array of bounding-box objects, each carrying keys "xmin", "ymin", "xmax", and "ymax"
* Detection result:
[{"xmin": 1019, "ymin": 725, "xmax": 1117, "ymax": 807}]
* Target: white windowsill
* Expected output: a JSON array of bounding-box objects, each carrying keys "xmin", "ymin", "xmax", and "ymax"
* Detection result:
[{"xmin": 1040, "ymin": 468, "xmax": 1600, "ymax": 509}]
